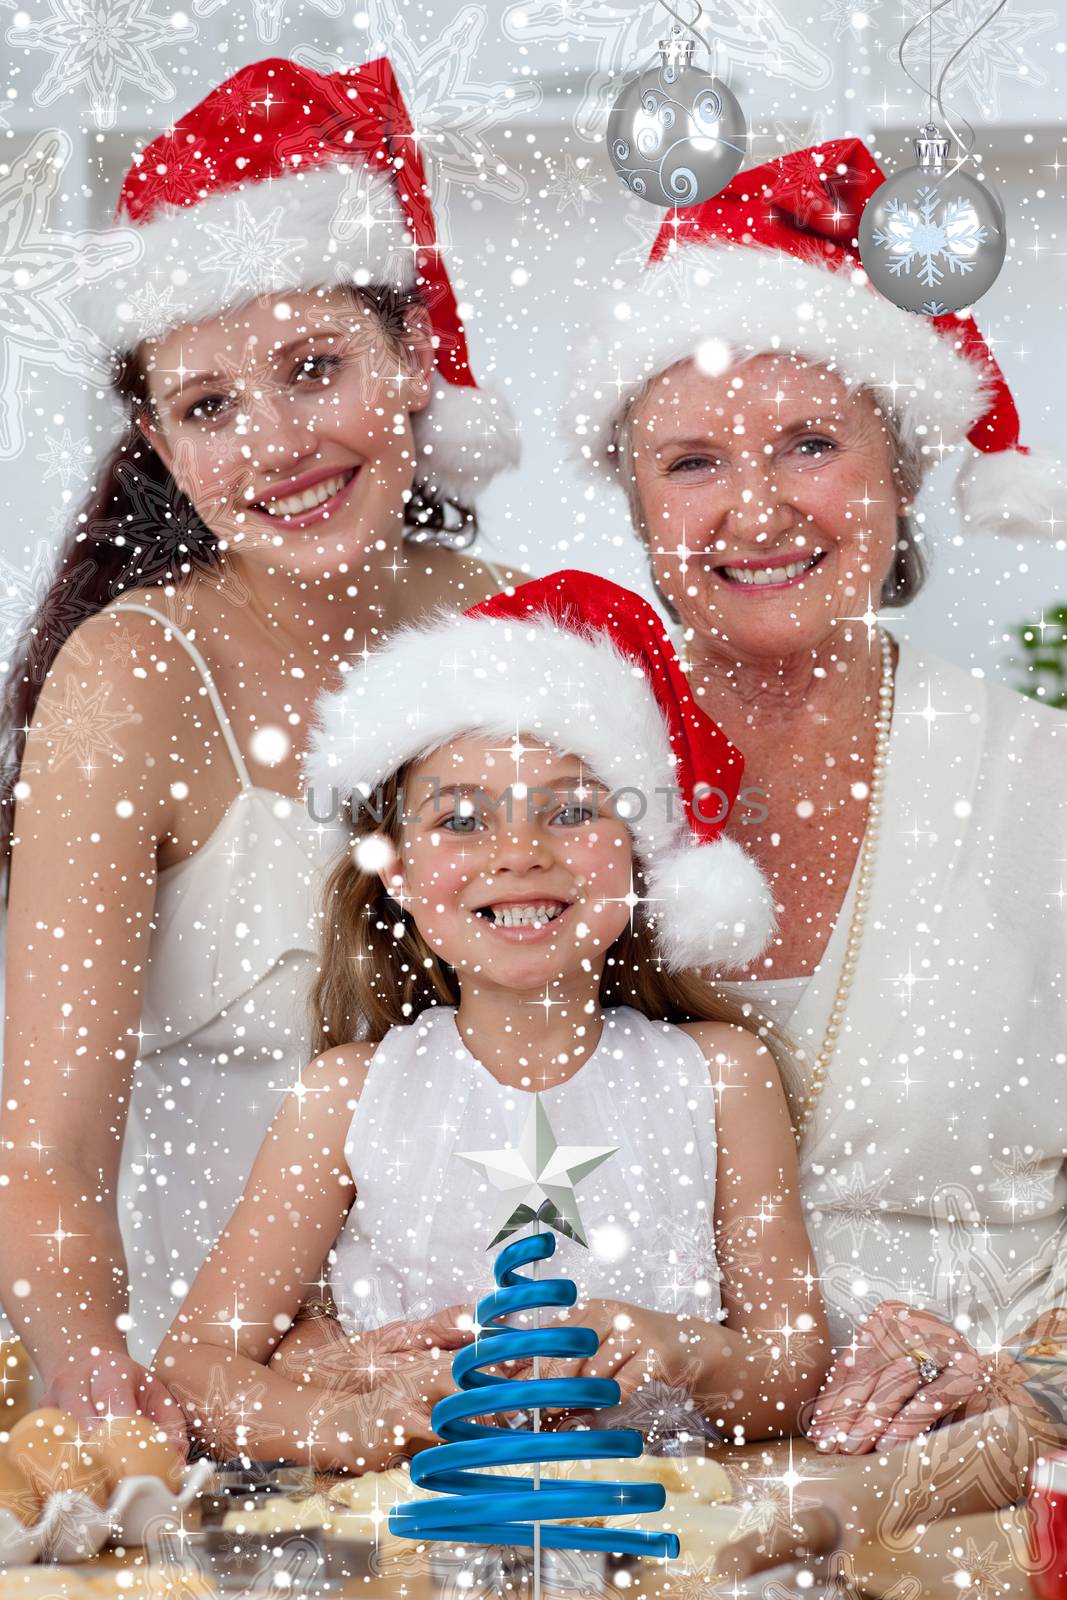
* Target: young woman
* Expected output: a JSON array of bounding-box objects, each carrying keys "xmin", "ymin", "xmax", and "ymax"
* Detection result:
[
  {"xmin": 154, "ymin": 570, "xmax": 829, "ymax": 1472},
  {"xmin": 0, "ymin": 54, "xmax": 522, "ymax": 1445}
]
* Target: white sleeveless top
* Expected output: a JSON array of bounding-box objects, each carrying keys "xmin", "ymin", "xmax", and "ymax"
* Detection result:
[
  {"xmin": 111, "ymin": 562, "xmax": 512, "ymax": 1361},
  {"xmin": 110, "ymin": 603, "xmax": 339, "ymax": 1363},
  {"xmin": 330, "ymin": 1005, "xmax": 722, "ymax": 1337}
]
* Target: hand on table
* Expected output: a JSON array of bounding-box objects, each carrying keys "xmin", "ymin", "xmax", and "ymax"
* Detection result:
[
  {"xmin": 530, "ymin": 1298, "xmax": 704, "ymax": 1422},
  {"xmin": 269, "ymin": 1302, "xmax": 473, "ymax": 1395},
  {"xmin": 48, "ymin": 1350, "xmax": 190, "ymax": 1458},
  {"xmin": 807, "ymin": 1300, "xmax": 1026, "ymax": 1454},
  {"xmin": 715, "ymin": 1476, "xmax": 861, "ymax": 1580}
]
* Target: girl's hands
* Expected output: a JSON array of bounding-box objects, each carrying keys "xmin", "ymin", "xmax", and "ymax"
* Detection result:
[
  {"xmin": 808, "ymin": 1300, "xmax": 1024, "ymax": 1454},
  {"xmin": 48, "ymin": 1351, "xmax": 190, "ymax": 1458},
  {"xmin": 535, "ymin": 1298, "xmax": 705, "ymax": 1409},
  {"xmin": 268, "ymin": 1303, "xmax": 473, "ymax": 1395}
]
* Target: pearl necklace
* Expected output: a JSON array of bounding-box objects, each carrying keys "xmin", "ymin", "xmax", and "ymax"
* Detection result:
[{"xmin": 792, "ymin": 627, "xmax": 896, "ymax": 1144}]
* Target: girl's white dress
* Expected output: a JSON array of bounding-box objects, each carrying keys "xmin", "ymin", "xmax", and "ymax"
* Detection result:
[{"xmin": 329, "ymin": 1004, "xmax": 722, "ymax": 1344}]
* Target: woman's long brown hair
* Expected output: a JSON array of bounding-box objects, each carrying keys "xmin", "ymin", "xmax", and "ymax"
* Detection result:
[
  {"xmin": 310, "ymin": 766, "xmax": 788, "ymax": 1066},
  {"xmin": 0, "ymin": 284, "xmax": 477, "ymax": 891}
]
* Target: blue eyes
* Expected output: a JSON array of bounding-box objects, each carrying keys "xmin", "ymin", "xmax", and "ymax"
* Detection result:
[
  {"xmin": 667, "ymin": 436, "xmax": 837, "ymax": 472},
  {"xmin": 184, "ymin": 352, "xmax": 344, "ymax": 424},
  {"xmin": 437, "ymin": 805, "xmax": 597, "ymax": 834}
]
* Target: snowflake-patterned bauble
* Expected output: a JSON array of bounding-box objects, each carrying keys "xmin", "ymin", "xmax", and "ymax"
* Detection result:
[
  {"xmin": 607, "ymin": 29, "xmax": 746, "ymax": 208},
  {"xmin": 858, "ymin": 127, "xmax": 1005, "ymax": 315}
]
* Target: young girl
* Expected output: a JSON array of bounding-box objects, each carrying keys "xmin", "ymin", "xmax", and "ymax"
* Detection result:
[{"xmin": 154, "ymin": 570, "xmax": 830, "ymax": 1472}]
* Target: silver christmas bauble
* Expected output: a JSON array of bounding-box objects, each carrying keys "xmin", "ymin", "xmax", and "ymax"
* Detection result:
[
  {"xmin": 858, "ymin": 127, "xmax": 1006, "ymax": 316},
  {"xmin": 606, "ymin": 33, "xmax": 747, "ymax": 209}
]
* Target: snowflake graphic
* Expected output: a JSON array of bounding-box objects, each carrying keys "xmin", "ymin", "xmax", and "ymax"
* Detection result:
[
  {"xmin": 123, "ymin": 280, "xmax": 180, "ymax": 342},
  {"xmin": 816, "ymin": 1160, "xmax": 893, "ymax": 1254},
  {"xmin": 767, "ymin": 110, "xmax": 823, "ymax": 158},
  {"xmin": 614, "ymin": 208, "xmax": 696, "ymax": 302},
  {"xmin": 820, "ymin": 0, "xmax": 877, "ymax": 41},
  {"xmin": 39, "ymin": 1489, "xmax": 111, "ymax": 1561},
  {"xmin": 946, "ymin": 1537, "xmax": 1015, "ymax": 1598},
  {"xmin": 7, "ymin": 0, "xmax": 197, "ymax": 131},
  {"xmin": 0, "ymin": 536, "xmax": 98, "ymax": 674},
  {"xmin": 26, "ymin": 675, "xmax": 139, "ymax": 776},
  {"xmin": 606, "ymin": 1376, "xmax": 720, "ymax": 1448},
  {"xmin": 899, "ymin": 0, "xmax": 1055, "ymax": 118},
  {"xmin": 193, "ymin": 0, "xmax": 341, "ymax": 47},
  {"xmin": 727, "ymin": 1470, "xmax": 804, "ymax": 1543},
  {"xmin": 990, "ymin": 1146, "xmax": 1057, "ymax": 1216},
  {"xmin": 37, "ymin": 428, "xmax": 91, "ymax": 492},
  {"xmin": 873, "ymin": 190, "xmax": 991, "ymax": 290},
  {"xmin": 648, "ymin": 1215, "xmax": 722, "ymax": 1311},
  {"xmin": 667, "ymin": 1558, "xmax": 739, "ymax": 1600},
  {"xmin": 293, "ymin": 5, "xmax": 542, "ymax": 236},
  {"xmin": 765, "ymin": 1551, "xmax": 921, "ymax": 1600},
  {"xmin": 0, "ymin": 129, "xmax": 140, "ymax": 457},
  {"xmin": 190, "ymin": 1361, "xmax": 293, "ymax": 1463},
  {"xmin": 86, "ymin": 459, "xmax": 223, "ymax": 592},
  {"xmin": 148, "ymin": 1516, "xmax": 324, "ymax": 1596},
  {"xmin": 502, "ymin": 0, "xmax": 830, "ymax": 147},
  {"xmin": 104, "ymin": 625, "xmax": 142, "ymax": 670},
  {"xmin": 200, "ymin": 200, "xmax": 307, "ymax": 305},
  {"xmin": 545, "ymin": 155, "xmax": 605, "ymax": 216}
]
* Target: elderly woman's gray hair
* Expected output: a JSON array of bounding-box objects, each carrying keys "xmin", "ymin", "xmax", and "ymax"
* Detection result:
[{"xmin": 613, "ymin": 385, "xmax": 929, "ymax": 614}]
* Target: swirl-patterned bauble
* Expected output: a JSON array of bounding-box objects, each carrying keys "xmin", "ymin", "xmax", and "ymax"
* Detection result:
[{"xmin": 607, "ymin": 55, "xmax": 746, "ymax": 209}]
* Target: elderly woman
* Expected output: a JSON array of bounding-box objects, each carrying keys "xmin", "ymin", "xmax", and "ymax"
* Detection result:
[{"xmin": 562, "ymin": 138, "xmax": 1067, "ymax": 1454}]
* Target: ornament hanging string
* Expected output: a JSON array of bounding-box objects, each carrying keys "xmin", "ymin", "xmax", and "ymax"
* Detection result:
[
  {"xmin": 896, "ymin": 0, "xmax": 1010, "ymax": 182},
  {"xmin": 656, "ymin": 0, "xmax": 706, "ymax": 51}
]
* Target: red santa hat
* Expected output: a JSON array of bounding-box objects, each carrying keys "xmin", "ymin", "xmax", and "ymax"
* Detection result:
[
  {"xmin": 562, "ymin": 139, "xmax": 1062, "ymax": 541},
  {"xmin": 82, "ymin": 55, "xmax": 517, "ymax": 504},
  {"xmin": 306, "ymin": 569, "xmax": 774, "ymax": 972}
]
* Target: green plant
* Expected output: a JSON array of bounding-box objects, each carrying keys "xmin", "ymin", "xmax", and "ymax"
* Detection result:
[{"xmin": 1008, "ymin": 605, "xmax": 1067, "ymax": 709}]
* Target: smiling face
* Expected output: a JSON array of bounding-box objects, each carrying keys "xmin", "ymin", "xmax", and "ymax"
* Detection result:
[
  {"xmin": 137, "ymin": 284, "xmax": 434, "ymax": 581},
  {"xmin": 387, "ymin": 735, "xmax": 636, "ymax": 996},
  {"xmin": 625, "ymin": 352, "xmax": 903, "ymax": 664}
]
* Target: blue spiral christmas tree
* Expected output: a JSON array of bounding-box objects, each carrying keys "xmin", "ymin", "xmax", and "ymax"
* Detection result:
[{"xmin": 389, "ymin": 1097, "xmax": 681, "ymax": 1562}]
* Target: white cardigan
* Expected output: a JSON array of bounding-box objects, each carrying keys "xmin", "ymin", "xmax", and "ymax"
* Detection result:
[{"xmin": 764, "ymin": 638, "xmax": 1067, "ymax": 1350}]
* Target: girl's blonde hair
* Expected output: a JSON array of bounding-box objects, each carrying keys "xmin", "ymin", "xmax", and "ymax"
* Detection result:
[{"xmin": 309, "ymin": 762, "xmax": 789, "ymax": 1069}]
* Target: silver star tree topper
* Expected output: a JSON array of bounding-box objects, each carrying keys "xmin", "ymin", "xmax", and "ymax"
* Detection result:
[{"xmin": 459, "ymin": 1095, "xmax": 617, "ymax": 1249}]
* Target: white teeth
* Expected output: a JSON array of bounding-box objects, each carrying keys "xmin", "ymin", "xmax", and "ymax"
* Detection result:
[
  {"xmin": 721, "ymin": 553, "xmax": 822, "ymax": 586},
  {"xmin": 260, "ymin": 471, "xmax": 350, "ymax": 516},
  {"xmin": 488, "ymin": 901, "xmax": 566, "ymax": 928}
]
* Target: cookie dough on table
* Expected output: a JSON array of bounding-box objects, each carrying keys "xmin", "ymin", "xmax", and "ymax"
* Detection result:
[{"xmin": 222, "ymin": 1452, "xmax": 738, "ymax": 1568}]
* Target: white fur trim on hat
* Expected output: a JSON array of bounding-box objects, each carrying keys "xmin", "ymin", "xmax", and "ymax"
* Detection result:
[
  {"xmin": 647, "ymin": 836, "xmax": 777, "ymax": 971},
  {"xmin": 76, "ymin": 161, "xmax": 519, "ymax": 502},
  {"xmin": 956, "ymin": 447, "xmax": 1067, "ymax": 541},
  {"xmin": 562, "ymin": 244, "xmax": 992, "ymax": 483},
  {"xmin": 416, "ymin": 379, "xmax": 521, "ymax": 503},
  {"xmin": 305, "ymin": 608, "xmax": 773, "ymax": 972},
  {"xmin": 79, "ymin": 163, "xmax": 415, "ymax": 351}
]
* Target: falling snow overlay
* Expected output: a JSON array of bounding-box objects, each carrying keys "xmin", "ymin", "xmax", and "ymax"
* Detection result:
[{"xmin": 0, "ymin": 0, "xmax": 1063, "ymax": 1588}]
